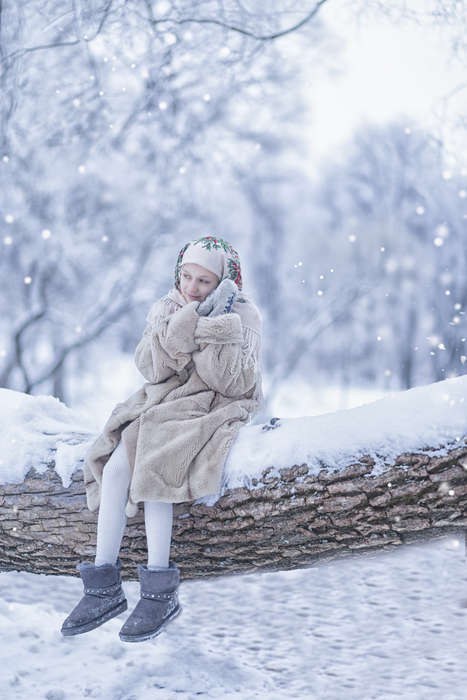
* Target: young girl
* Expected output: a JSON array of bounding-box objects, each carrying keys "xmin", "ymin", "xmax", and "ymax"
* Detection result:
[{"xmin": 61, "ymin": 236, "xmax": 263, "ymax": 643}]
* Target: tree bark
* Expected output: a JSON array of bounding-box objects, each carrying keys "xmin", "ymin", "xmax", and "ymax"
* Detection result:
[{"xmin": 1, "ymin": 443, "xmax": 467, "ymax": 581}]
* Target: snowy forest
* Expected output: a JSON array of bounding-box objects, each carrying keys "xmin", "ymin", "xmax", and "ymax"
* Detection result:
[
  {"xmin": 1, "ymin": 1, "xmax": 467, "ymax": 698},
  {"xmin": 1, "ymin": 0, "xmax": 465, "ymax": 423}
]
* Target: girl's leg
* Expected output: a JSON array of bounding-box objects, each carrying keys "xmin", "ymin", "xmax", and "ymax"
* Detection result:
[
  {"xmin": 119, "ymin": 502, "xmax": 179, "ymax": 642},
  {"xmin": 144, "ymin": 500, "xmax": 173, "ymax": 569},
  {"xmin": 94, "ymin": 439, "xmax": 131, "ymax": 566},
  {"xmin": 61, "ymin": 439, "xmax": 130, "ymax": 636}
]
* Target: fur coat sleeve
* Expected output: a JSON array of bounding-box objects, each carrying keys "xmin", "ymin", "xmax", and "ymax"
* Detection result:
[
  {"xmin": 133, "ymin": 299, "xmax": 200, "ymax": 383},
  {"xmin": 162, "ymin": 302, "xmax": 262, "ymax": 398},
  {"xmin": 137, "ymin": 296, "xmax": 261, "ymax": 397},
  {"xmin": 192, "ymin": 310, "xmax": 261, "ymax": 397}
]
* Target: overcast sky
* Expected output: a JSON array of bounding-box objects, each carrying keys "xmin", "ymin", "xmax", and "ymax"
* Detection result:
[{"xmin": 302, "ymin": 1, "xmax": 466, "ymax": 168}]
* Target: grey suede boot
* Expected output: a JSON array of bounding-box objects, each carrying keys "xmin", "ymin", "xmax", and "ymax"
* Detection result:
[
  {"xmin": 61, "ymin": 558, "xmax": 127, "ymax": 636},
  {"xmin": 119, "ymin": 561, "xmax": 182, "ymax": 643}
]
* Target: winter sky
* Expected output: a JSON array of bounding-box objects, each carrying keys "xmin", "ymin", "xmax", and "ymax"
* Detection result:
[{"xmin": 303, "ymin": 1, "xmax": 466, "ymax": 166}]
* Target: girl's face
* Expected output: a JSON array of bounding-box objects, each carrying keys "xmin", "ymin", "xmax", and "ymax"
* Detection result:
[{"xmin": 180, "ymin": 263, "xmax": 220, "ymax": 303}]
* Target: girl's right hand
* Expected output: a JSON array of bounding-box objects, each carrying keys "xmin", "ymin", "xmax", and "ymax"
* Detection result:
[{"xmin": 197, "ymin": 279, "xmax": 238, "ymax": 317}]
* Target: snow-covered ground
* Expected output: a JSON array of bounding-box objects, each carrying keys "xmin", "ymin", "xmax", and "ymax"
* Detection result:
[
  {"xmin": 1, "ymin": 374, "xmax": 466, "ymax": 698},
  {"xmin": 1, "ymin": 536, "xmax": 467, "ymax": 699}
]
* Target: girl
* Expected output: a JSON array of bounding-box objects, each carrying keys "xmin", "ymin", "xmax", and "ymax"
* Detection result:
[{"xmin": 61, "ymin": 236, "xmax": 263, "ymax": 643}]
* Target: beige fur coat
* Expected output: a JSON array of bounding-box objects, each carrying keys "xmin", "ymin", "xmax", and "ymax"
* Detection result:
[{"xmin": 82, "ymin": 287, "xmax": 263, "ymax": 516}]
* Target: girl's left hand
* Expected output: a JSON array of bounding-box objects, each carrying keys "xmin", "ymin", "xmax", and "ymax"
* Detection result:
[{"xmin": 197, "ymin": 278, "xmax": 238, "ymax": 317}]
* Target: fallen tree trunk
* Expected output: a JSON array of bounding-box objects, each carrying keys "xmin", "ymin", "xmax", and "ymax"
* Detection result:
[{"xmin": 1, "ymin": 443, "xmax": 467, "ymax": 581}]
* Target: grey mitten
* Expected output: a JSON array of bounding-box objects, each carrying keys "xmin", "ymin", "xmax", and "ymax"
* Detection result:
[{"xmin": 196, "ymin": 278, "xmax": 238, "ymax": 317}]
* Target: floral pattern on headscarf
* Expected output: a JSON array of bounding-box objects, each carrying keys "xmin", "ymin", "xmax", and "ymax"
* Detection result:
[{"xmin": 174, "ymin": 236, "xmax": 243, "ymax": 292}]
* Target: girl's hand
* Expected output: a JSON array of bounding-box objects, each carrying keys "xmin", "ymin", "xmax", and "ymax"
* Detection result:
[{"xmin": 196, "ymin": 279, "xmax": 238, "ymax": 317}]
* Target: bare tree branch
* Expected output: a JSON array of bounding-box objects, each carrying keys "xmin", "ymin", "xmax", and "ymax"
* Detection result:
[
  {"xmin": 1, "ymin": 0, "xmax": 114, "ymax": 65},
  {"xmin": 135, "ymin": 0, "xmax": 330, "ymax": 41}
]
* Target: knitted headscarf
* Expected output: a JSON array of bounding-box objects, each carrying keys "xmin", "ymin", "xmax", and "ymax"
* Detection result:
[{"xmin": 174, "ymin": 236, "xmax": 243, "ymax": 292}]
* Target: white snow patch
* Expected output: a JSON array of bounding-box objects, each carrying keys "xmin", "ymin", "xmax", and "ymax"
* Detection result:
[
  {"xmin": 197, "ymin": 375, "xmax": 467, "ymax": 505},
  {"xmin": 0, "ymin": 388, "xmax": 96, "ymax": 487},
  {"xmin": 0, "ymin": 376, "xmax": 466, "ymax": 504}
]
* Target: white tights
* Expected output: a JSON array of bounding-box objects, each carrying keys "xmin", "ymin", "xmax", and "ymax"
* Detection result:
[{"xmin": 94, "ymin": 438, "xmax": 173, "ymax": 570}]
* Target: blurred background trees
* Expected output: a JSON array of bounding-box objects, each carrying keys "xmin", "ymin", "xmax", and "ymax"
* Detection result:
[{"xmin": 0, "ymin": 0, "xmax": 465, "ymax": 423}]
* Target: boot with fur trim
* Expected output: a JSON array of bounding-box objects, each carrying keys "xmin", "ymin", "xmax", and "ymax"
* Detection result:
[{"xmin": 119, "ymin": 561, "xmax": 182, "ymax": 643}]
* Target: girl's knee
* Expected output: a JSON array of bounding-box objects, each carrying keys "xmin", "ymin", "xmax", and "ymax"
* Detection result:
[{"xmin": 102, "ymin": 440, "xmax": 131, "ymax": 484}]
